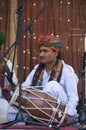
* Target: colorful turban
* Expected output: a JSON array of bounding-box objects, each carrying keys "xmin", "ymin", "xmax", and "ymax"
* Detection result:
[{"xmin": 38, "ymin": 34, "xmax": 62, "ymax": 51}]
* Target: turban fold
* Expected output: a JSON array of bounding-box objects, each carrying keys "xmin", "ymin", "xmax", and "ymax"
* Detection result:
[{"xmin": 38, "ymin": 34, "xmax": 62, "ymax": 51}]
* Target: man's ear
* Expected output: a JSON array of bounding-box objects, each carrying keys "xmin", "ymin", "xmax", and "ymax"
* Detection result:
[{"xmin": 55, "ymin": 50, "xmax": 58, "ymax": 57}]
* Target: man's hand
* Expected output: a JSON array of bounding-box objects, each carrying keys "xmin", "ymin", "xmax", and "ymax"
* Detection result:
[
  {"xmin": 64, "ymin": 114, "xmax": 75, "ymax": 123},
  {"xmin": 3, "ymin": 84, "xmax": 16, "ymax": 92},
  {"xmin": 64, "ymin": 114, "xmax": 70, "ymax": 123},
  {"xmin": 3, "ymin": 84, "xmax": 11, "ymax": 91},
  {"xmin": 0, "ymin": 59, "xmax": 6, "ymax": 71}
]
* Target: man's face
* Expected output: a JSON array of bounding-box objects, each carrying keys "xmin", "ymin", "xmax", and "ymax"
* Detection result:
[{"xmin": 39, "ymin": 46, "xmax": 58, "ymax": 64}]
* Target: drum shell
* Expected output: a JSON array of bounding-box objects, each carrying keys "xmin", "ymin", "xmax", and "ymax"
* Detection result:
[{"xmin": 10, "ymin": 87, "xmax": 68, "ymax": 126}]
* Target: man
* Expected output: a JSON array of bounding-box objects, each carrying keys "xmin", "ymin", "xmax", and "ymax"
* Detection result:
[
  {"xmin": 0, "ymin": 32, "xmax": 18, "ymax": 101},
  {"xmin": 0, "ymin": 32, "xmax": 18, "ymax": 123},
  {"xmin": 7, "ymin": 34, "xmax": 79, "ymax": 126},
  {"xmin": 0, "ymin": 57, "xmax": 18, "ymax": 101},
  {"xmin": 22, "ymin": 34, "xmax": 79, "ymax": 123}
]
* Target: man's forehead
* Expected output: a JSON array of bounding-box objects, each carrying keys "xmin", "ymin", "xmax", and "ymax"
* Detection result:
[{"xmin": 40, "ymin": 46, "xmax": 51, "ymax": 51}]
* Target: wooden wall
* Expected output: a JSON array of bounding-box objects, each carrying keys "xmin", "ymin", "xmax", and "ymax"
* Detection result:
[{"xmin": 0, "ymin": 0, "xmax": 86, "ymax": 95}]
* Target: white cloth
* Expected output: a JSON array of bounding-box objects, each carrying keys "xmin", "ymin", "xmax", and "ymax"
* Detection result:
[
  {"xmin": 0, "ymin": 58, "xmax": 18, "ymax": 98},
  {"xmin": 0, "ymin": 98, "xmax": 8, "ymax": 124},
  {"xmin": 0, "ymin": 87, "xmax": 2, "ymax": 97},
  {"xmin": 7, "ymin": 105, "xmax": 18, "ymax": 122},
  {"xmin": 22, "ymin": 60, "xmax": 79, "ymax": 116},
  {"xmin": 43, "ymin": 81, "xmax": 68, "ymax": 103},
  {"xmin": 4, "ymin": 58, "xmax": 18, "ymax": 85}
]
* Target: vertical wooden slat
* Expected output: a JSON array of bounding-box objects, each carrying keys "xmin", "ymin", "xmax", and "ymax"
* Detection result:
[
  {"xmin": 1, "ymin": 0, "xmax": 86, "ymax": 94},
  {"xmin": 9, "ymin": 0, "xmax": 18, "ymax": 75}
]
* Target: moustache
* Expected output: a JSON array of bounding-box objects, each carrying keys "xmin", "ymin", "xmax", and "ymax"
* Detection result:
[{"xmin": 40, "ymin": 56, "xmax": 45, "ymax": 59}]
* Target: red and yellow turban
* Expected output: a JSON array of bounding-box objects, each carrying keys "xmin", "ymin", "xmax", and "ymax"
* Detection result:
[{"xmin": 38, "ymin": 34, "xmax": 62, "ymax": 51}]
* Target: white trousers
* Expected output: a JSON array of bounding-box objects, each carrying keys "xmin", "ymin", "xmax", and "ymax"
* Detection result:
[
  {"xmin": 43, "ymin": 81, "xmax": 68, "ymax": 104},
  {"xmin": 0, "ymin": 98, "xmax": 8, "ymax": 124},
  {"xmin": 7, "ymin": 81, "xmax": 68, "ymax": 122}
]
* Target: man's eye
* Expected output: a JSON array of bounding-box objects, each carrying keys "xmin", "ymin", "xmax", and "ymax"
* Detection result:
[
  {"xmin": 40, "ymin": 50, "xmax": 48, "ymax": 53},
  {"xmin": 44, "ymin": 50, "xmax": 48, "ymax": 52}
]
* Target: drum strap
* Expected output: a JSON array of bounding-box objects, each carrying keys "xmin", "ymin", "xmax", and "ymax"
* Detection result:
[
  {"xmin": 31, "ymin": 60, "xmax": 63, "ymax": 86},
  {"xmin": 49, "ymin": 60, "xmax": 63, "ymax": 82},
  {"xmin": 31, "ymin": 63, "xmax": 45, "ymax": 86}
]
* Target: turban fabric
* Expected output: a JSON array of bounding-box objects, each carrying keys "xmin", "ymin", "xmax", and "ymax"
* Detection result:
[{"xmin": 38, "ymin": 34, "xmax": 62, "ymax": 51}]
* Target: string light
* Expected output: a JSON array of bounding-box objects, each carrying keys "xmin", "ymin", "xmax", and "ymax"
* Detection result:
[
  {"xmin": 2, "ymin": 2, "xmax": 5, "ymax": 6},
  {"xmin": 16, "ymin": 65, "xmax": 18, "ymax": 68},
  {"xmin": 27, "ymin": 32, "xmax": 30, "ymax": 35},
  {"xmin": 33, "ymin": 3, "xmax": 36, "ymax": 7},
  {"xmin": 23, "ymin": 66, "xmax": 26, "ymax": 69},
  {"xmin": 23, "ymin": 50, "xmax": 26, "ymax": 53},
  {"xmin": 80, "ymin": 38, "xmax": 83, "ymax": 41},
  {"xmin": 78, "ymin": 48, "xmax": 80, "ymax": 52},
  {"xmin": 51, "ymin": 33, "xmax": 54, "ymax": 36},
  {"xmin": 27, "ymin": 51, "xmax": 30, "ymax": 54},
  {"xmin": 27, "ymin": 67, "xmax": 29, "ymax": 70},
  {"xmin": 66, "ymin": 46, "xmax": 69, "ymax": 50},
  {"xmin": 41, "ymin": 2, "xmax": 44, "ymax": 6},
  {"xmin": 32, "ymin": 57, "xmax": 37, "ymax": 60},
  {"xmin": 68, "ymin": 19, "xmax": 70, "ymax": 22},
  {"xmin": 27, "ymin": 18, "xmax": 30, "ymax": 21},
  {"xmin": 23, "ymin": 35, "xmax": 26, "ymax": 38},
  {"xmin": 51, "ymin": 17, "xmax": 53, "ymax": 19},
  {"xmin": 0, "ymin": 17, "xmax": 2, "ymax": 20},
  {"xmin": 40, "ymin": 17, "xmax": 43, "ymax": 20},
  {"xmin": 27, "ymin": 49, "xmax": 29, "ymax": 52},
  {"xmin": 68, "ymin": 2, "xmax": 71, "ymax": 5},
  {"xmin": 33, "ymin": 33, "xmax": 36, "ymax": 36},
  {"xmin": 33, "ymin": 36, "xmax": 36, "ymax": 39},
  {"xmin": 34, "ymin": 19, "xmax": 37, "ymax": 22},
  {"xmin": 59, "ymin": 17, "xmax": 62, "ymax": 21},
  {"xmin": 33, "ymin": 49, "xmax": 36, "ymax": 52},
  {"xmin": 60, "ymin": 1, "xmax": 63, "ymax": 4},
  {"xmin": 56, "ymin": 35, "xmax": 59, "ymax": 37}
]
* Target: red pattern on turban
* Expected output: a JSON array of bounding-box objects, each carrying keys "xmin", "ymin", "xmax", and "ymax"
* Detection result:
[{"xmin": 38, "ymin": 34, "xmax": 62, "ymax": 51}]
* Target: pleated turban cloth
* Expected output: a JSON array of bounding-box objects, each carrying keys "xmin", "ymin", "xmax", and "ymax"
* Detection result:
[{"xmin": 38, "ymin": 34, "xmax": 62, "ymax": 51}]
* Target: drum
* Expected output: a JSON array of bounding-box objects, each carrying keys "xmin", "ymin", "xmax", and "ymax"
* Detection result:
[{"xmin": 10, "ymin": 86, "xmax": 68, "ymax": 126}]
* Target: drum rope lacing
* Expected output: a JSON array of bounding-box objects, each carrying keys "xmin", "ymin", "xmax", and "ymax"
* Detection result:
[{"xmin": 10, "ymin": 87, "xmax": 68, "ymax": 126}]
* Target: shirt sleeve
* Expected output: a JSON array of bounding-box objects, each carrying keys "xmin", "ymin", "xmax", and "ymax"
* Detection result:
[
  {"xmin": 6, "ymin": 59, "xmax": 18, "ymax": 85},
  {"xmin": 64, "ymin": 65, "xmax": 79, "ymax": 116},
  {"xmin": 22, "ymin": 64, "xmax": 39, "ymax": 88}
]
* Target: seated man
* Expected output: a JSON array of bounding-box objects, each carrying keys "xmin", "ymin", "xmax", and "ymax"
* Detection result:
[
  {"xmin": 0, "ymin": 32, "xmax": 18, "ymax": 123},
  {"xmin": 7, "ymin": 34, "xmax": 79, "ymax": 125}
]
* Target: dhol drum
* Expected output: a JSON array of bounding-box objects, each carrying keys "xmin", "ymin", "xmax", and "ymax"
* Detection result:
[{"xmin": 10, "ymin": 86, "xmax": 68, "ymax": 126}]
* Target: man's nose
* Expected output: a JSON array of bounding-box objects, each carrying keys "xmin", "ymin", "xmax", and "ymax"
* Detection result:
[{"xmin": 40, "ymin": 51, "xmax": 45, "ymax": 56}]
